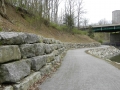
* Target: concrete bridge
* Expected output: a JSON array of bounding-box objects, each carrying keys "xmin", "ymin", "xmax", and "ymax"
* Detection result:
[
  {"xmin": 92, "ymin": 24, "xmax": 120, "ymax": 46},
  {"xmin": 92, "ymin": 24, "xmax": 120, "ymax": 32}
]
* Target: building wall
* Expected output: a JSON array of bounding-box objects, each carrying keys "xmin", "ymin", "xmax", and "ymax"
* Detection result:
[{"xmin": 112, "ymin": 10, "xmax": 120, "ymax": 24}]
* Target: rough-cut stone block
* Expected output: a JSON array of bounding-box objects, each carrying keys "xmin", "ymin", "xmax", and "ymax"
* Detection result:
[
  {"xmin": 0, "ymin": 59, "xmax": 31, "ymax": 83},
  {"xmin": 20, "ymin": 44, "xmax": 35, "ymax": 58},
  {"xmin": 55, "ymin": 40, "xmax": 61, "ymax": 44},
  {"xmin": 53, "ymin": 50, "xmax": 59, "ymax": 56},
  {"xmin": 45, "ymin": 44, "xmax": 52, "ymax": 54},
  {"xmin": 43, "ymin": 38, "xmax": 50, "ymax": 44},
  {"xmin": 31, "ymin": 56, "xmax": 46, "ymax": 71},
  {"xmin": 0, "ymin": 32, "xmax": 40, "ymax": 45},
  {"xmin": 40, "ymin": 65, "xmax": 52, "ymax": 76},
  {"xmin": 13, "ymin": 72, "xmax": 41, "ymax": 90},
  {"xmin": 54, "ymin": 55, "xmax": 60, "ymax": 63},
  {"xmin": 50, "ymin": 44, "xmax": 54, "ymax": 51},
  {"xmin": 56, "ymin": 44, "xmax": 64, "ymax": 49},
  {"xmin": 51, "ymin": 60, "xmax": 57, "ymax": 66},
  {"xmin": 51, "ymin": 38, "xmax": 56, "ymax": 44},
  {"xmin": 61, "ymin": 50, "xmax": 67, "ymax": 58},
  {"xmin": 34, "ymin": 43, "xmax": 45, "ymax": 56},
  {"xmin": 0, "ymin": 45, "xmax": 21, "ymax": 63},
  {"xmin": 24, "ymin": 33, "xmax": 39, "ymax": 44},
  {"xmin": 58, "ymin": 44, "xmax": 63, "ymax": 49},
  {"xmin": 53, "ymin": 44, "xmax": 58, "ymax": 50},
  {"xmin": 45, "ymin": 53, "xmax": 55, "ymax": 63},
  {"xmin": 56, "ymin": 44, "xmax": 61, "ymax": 49},
  {"xmin": 43, "ymin": 38, "xmax": 56, "ymax": 44},
  {"xmin": 58, "ymin": 48, "xmax": 65, "ymax": 55},
  {"xmin": 0, "ymin": 32, "xmax": 26, "ymax": 45},
  {"xmin": 20, "ymin": 43, "xmax": 45, "ymax": 58},
  {"xmin": 38, "ymin": 35, "xmax": 44, "ymax": 43},
  {"xmin": 2, "ymin": 86, "xmax": 13, "ymax": 90}
]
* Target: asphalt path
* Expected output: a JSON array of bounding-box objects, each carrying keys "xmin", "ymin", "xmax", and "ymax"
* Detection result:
[{"xmin": 39, "ymin": 46, "xmax": 120, "ymax": 90}]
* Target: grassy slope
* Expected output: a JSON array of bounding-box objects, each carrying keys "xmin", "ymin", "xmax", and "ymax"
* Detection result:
[{"xmin": 0, "ymin": 3, "xmax": 96, "ymax": 43}]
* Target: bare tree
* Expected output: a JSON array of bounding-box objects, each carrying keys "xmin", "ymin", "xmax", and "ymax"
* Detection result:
[
  {"xmin": 42, "ymin": 0, "xmax": 50, "ymax": 20},
  {"xmin": 98, "ymin": 18, "xmax": 111, "ymax": 25},
  {"xmin": 82, "ymin": 18, "xmax": 89, "ymax": 29},
  {"xmin": 53, "ymin": 0, "xmax": 60, "ymax": 23},
  {"xmin": 63, "ymin": 0, "xmax": 86, "ymax": 31},
  {"xmin": 76, "ymin": 0, "xmax": 85, "ymax": 29},
  {"xmin": 0, "ymin": 0, "xmax": 6, "ymax": 15},
  {"xmin": 65, "ymin": 0, "xmax": 75, "ymax": 16},
  {"xmin": 0, "ymin": 0, "xmax": 12, "ymax": 23},
  {"xmin": 49, "ymin": 0, "xmax": 61, "ymax": 23},
  {"xmin": 64, "ymin": 0, "xmax": 76, "ymax": 31}
]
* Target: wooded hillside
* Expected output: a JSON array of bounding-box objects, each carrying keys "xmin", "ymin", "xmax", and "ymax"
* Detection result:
[{"xmin": 0, "ymin": 0, "xmax": 95, "ymax": 43}]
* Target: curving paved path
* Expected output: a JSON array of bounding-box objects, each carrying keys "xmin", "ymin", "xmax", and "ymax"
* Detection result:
[{"xmin": 38, "ymin": 46, "xmax": 120, "ymax": 90}]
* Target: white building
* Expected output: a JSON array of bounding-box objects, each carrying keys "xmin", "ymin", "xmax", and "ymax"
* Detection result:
[{"xmin": 112, "ymin": 10, "xmax": 120, "ymax": 24}]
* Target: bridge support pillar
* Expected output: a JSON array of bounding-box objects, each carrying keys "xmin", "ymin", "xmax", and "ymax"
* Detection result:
[{"xmin": 110, "ymin": 33, "xmax": 120, "ymax": 46}]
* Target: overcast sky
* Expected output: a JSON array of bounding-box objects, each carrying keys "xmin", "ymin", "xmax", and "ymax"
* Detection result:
[
  {"xmin": 83, "ymin": 0, "xmax": 120, "ymax": 24},
  {"xmin": 59, "ymin": 0, "xmax": 120, "ymax": 24}
]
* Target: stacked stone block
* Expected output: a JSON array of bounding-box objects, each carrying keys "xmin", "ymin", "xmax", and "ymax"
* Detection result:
[{"xmin": 0, "ymin": 32, "xmax": 100, "ymax": 90}]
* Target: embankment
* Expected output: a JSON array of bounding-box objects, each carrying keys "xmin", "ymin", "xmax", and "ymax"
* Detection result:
[{"xmin": 87, "ymin": 46, "xmax": 120, "ymax": 59}]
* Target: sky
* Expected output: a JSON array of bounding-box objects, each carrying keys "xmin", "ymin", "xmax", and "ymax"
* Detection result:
[
  {"xmin": 83, "ymin": 0, "xmax": 120, "ymax": 24},
  {"xmin": 59, "ymin": 0, "xmax": 120, "ymax": 24}
]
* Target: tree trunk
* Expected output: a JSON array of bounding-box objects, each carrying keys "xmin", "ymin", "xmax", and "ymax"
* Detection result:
[
  {"xmin": 0, "ymin": 0, "xmax": 12, "ymax": 23},
  {"xmin": 0, "ymin": 0, "xmax": 6, "ymax": 15}
]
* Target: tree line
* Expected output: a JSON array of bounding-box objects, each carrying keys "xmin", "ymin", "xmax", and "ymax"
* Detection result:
[{"xmin": 0, "ymin": 0, "xmax": 87, "ymax": 31}]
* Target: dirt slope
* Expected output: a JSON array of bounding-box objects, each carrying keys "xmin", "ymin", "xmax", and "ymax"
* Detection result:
[{"xmin": 0, "ymin": 3, "xmax": 96, "ymax": 43}]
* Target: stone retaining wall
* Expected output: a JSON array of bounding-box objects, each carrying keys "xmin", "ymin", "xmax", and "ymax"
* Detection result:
[
  {"xmin": 0, "ymin": 32, "xmax": 100, "ymax": 90},
  {"xmin": 87, "ymin": 46, "xmax": 120, "ymax": 59}
]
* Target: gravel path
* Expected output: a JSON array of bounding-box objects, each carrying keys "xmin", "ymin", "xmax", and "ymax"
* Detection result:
[{"xmin": 38, "ymin": 47, "xmax": 120, "ymax": 90}]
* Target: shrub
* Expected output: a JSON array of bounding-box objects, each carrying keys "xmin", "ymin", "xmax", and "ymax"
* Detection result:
[
  {"xmin": 50, "ymin": 23, "xmax": 67, "ymax": 31},
  {"xmin": 25, "ymin": 16, "xmax": 34, "ymax": 24},
  {"xmin": 0, "ymin": 27, "xmax": 2, "ymax": 31},
  {"xmin": 98, "ymin": 39, "xmax": 103, "ymax": 43},
  {"xmin": 88, "ymin": 26, "xmax": 94, "ymax": 38},
  {"xmin": 59, "ymin": 25, "xmax": 68, "ymax": 31},
  {"xmin": 50, "ymin": 23, "xmax": 58, "ymax": 29},
  {"xmin": 72, "ymin": 28, "xmax": 82, "ymax": 34},
  {"xmin": 43, "ymin": 19, "xmax": 50, "ymax": 27},
  {"xmin": 72, "ymin": 28, "xmax": 87, "ymax": 35}
]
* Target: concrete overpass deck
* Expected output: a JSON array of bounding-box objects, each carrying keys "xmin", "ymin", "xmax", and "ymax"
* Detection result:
[{"xmin": 92, "ymin": 24, "xmax": 120, "ymax": 32}]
